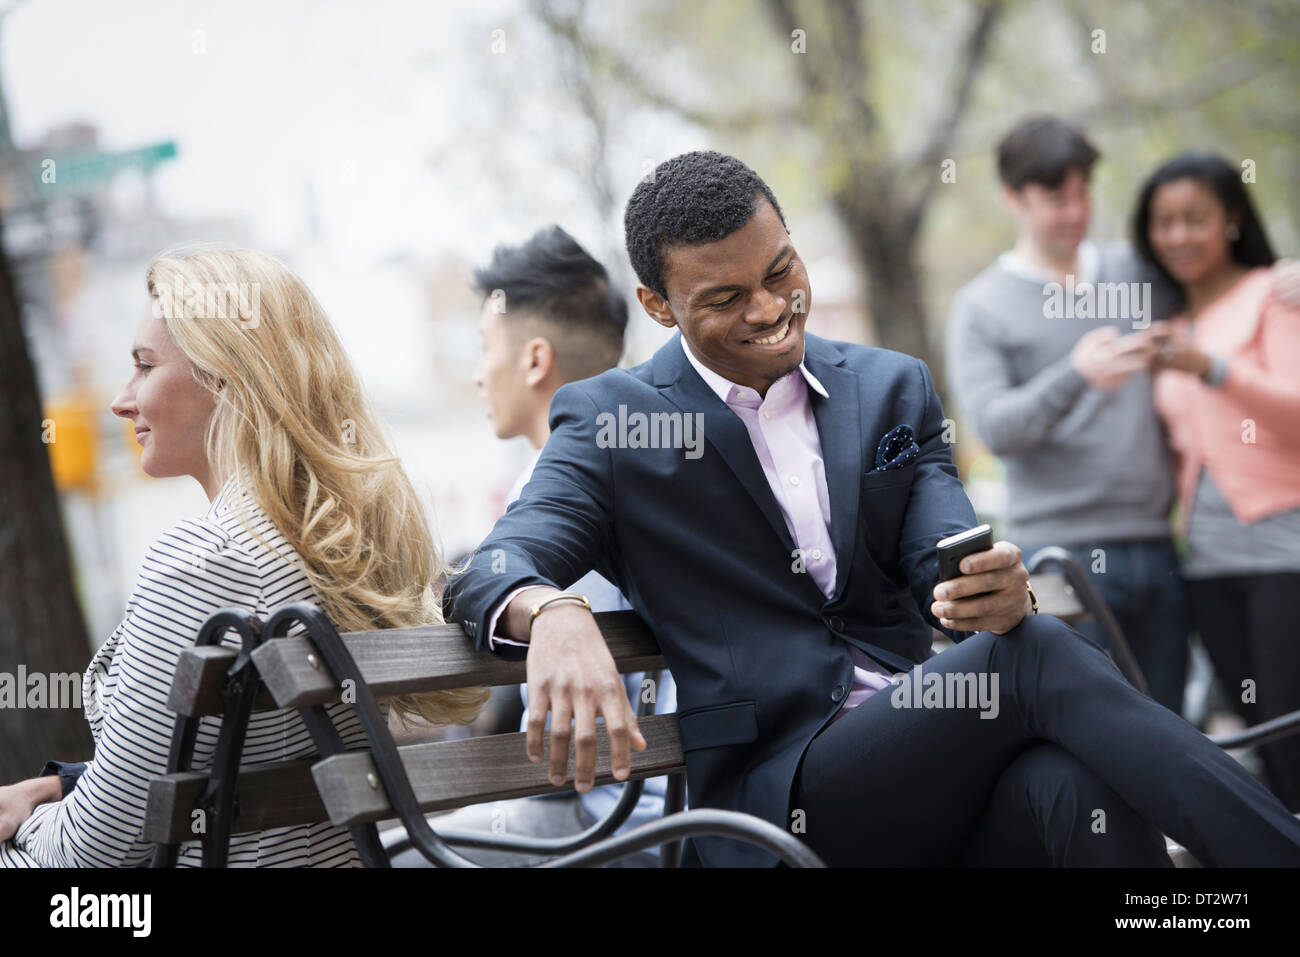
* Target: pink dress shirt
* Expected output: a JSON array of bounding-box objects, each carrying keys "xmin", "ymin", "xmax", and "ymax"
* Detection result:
[{"xmin": 487, "ymin": 335, "xmax": 898, "ymax": 720}]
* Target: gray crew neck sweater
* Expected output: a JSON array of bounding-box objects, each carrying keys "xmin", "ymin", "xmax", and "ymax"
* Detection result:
[{"xmin": 945, "ymin": 241, "xmax": 1178, "ymax": 548}]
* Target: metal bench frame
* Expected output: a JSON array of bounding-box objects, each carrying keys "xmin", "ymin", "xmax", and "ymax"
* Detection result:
[
  {"xmin": 1027, "ymin": 546, "xmax": 1300, "ymax": 752},
  {"xmin": 1027, "ymin": 546, "xmax": 1300, "ymax": 865},
  {"xmin": 380, "ymin": 667, "xmax": 687, "ymax": 865}
]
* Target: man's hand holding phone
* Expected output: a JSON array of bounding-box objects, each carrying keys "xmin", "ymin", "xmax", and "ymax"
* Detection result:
[
  {"xmin": 1144, "ymin": 320, "xmax": 1213, "ymax": 377},
  {"xmin": 931, "ymin": 528, "xmax": 1034, "ymax": 636},
  {"xmin": 1071, "ymin": 324, "xmax": 1159, "ymax": 391}
]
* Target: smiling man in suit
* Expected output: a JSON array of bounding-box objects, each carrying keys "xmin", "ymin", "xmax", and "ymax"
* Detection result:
[{"xmin": 444, "ymin": 150, "xmax": 1300, "ymax": 867}]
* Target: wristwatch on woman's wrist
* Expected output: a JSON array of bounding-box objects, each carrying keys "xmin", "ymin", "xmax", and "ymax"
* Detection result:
[{"xmin": 1199, "ymin": 354, "xmax": 1228, "ymax": 387}]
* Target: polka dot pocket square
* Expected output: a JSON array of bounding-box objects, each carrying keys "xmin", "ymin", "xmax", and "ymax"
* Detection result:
[{"xmin": 872, "ymin": 423, "xmax": 920, "ymax": 472}]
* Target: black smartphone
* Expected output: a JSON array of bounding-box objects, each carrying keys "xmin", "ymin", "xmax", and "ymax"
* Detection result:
[{"xmin": 936, "ymin": 524, "xmax": 994, "ymax": 582}]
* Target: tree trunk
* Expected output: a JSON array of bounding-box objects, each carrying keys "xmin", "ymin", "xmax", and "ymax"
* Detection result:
[
  {"xmin": 828, "ymin": 170, "xmax": 951, "ymax": 405},
  {"xmin": 857, "ymin": 223, "xmax": 951, "ymax": 400},
  {"xmin": 848, "ymin": 213, "xmax": 927, "ymax": 357},
  {"xmin": 0, "ymin": 233, "xmax": 94, "ymax": 782}
]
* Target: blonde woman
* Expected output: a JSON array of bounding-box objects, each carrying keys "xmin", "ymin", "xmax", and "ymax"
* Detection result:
[{"xmin": 0, "ymin": 246, "xmax": 485, "ymax": 867}]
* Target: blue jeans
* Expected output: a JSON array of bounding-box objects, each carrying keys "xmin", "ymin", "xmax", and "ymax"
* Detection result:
[{"xmin": 1019, "ymin": 538, "xmax": 1189, "ymax": 716}]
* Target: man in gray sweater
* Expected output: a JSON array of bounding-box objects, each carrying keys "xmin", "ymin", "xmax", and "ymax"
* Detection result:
[{"xmin": 946, "ymin": 116, "xmax": 1188, "ymax": 714}]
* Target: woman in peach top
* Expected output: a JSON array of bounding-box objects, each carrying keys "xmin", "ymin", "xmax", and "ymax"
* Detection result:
[{"xmin": 1136, "ymin": 152, "xmax": 1300, "ymax": 812}]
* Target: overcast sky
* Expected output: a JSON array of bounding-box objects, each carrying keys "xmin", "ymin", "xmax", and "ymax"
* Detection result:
[{"xmin": 4, "ymin": 0, "xmax": 630, "ymax": 264}]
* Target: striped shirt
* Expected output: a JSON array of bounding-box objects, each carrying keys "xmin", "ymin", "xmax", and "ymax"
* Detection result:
[{"xmin": 1, "ymin": 477, "xmax": 377, "ymax": 867}]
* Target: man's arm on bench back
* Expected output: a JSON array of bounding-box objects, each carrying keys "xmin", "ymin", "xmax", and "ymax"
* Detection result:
[
  {"xmin": 444, "ymin": 381, "xmax": 615, "ymax": 651},
  {"xmin": 442, "ymin": 380, "xmax": 646, "ymax": 789}
]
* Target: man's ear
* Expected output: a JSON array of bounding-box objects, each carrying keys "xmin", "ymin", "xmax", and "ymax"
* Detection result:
[
  {"xmin": 522, "ymin": 337, "xmax": 556, "ymax": 388},
  {"xmin": 998, "ymin": 184, "xmax": 1024, "ymax": 216},
  {"xmin": 636, "ymin": 286, "xmax": 677, "ymax": 330}
]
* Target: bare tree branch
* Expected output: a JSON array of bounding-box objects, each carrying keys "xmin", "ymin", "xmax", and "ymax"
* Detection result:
[
  {"xmin": 944, "ymin": 42, "xmax": 1290, "ymax": 163},
  {"xmin": 1075, "ymin": 43, "xmax": 1288, "ymax": 126},
  {"xmin": 903, "ymin": 0, "xmax": 1003, "ymax": 234},
  {"xmin": 532, "ymin": 1, "xmax": 613, "ymax": 214},
  {"xmin": 534, "ymin": 0, "xmax": 779, "ymax": 133},
  {"xmin": 766, "ymin": 0, "xmax": 879, "ymax": 137},
  {"xmin": 595, "ymin": 55, "xmax": 780, "ymax": 133}
]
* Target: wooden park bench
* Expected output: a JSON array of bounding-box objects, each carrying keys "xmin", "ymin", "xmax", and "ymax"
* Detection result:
[
  {"xmin": 143, "ymin": 566, "xmax": 1299, "ymax": 867},
  {"xmin": 141, "ymin": 602, "xmax": 823, "ymax": 867}
]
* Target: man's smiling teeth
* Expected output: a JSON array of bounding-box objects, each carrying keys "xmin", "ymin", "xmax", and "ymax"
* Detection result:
[{"xmin": 749, "ymin": 319, "xmax": 790, "ymax": 345}]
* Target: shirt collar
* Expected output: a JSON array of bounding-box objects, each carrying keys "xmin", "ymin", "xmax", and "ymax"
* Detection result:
[
  {"xmin": 679, "ymin": 333, "xmax": 829, "ymax": 404},
  {"xmin": 998, "ymin": 238, "xmax": 1099, "ymax": 286},
  {"xmin": 205, "ymin": 469, "xmax": 253, "ymax": 519}
]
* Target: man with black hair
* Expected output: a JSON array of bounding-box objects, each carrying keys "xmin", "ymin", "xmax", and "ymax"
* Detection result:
[
  {"xmin": 446, "ymin": 150, "xmax": 1300, "ymax": 868},
  {"xmin": 946, "ymin": 115, "xmax": 1191, "ymax": 716},
  {"xmin": 472, "ymin": 225, "xmax": 627, "ymax": 448},
  {"xmin": 398, "ymin": 227, "xmax": 674, "ymax": 867}
]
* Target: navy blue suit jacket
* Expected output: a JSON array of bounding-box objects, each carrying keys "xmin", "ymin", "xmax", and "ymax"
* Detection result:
[{"xmin": 444, "ymin": 332, "xmax": 979, "ymax": 867}]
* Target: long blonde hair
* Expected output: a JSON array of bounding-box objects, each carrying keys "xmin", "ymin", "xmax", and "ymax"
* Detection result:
[{"xmin": 146, "ymin": 244, "xmax": 487, "ymax": 728}]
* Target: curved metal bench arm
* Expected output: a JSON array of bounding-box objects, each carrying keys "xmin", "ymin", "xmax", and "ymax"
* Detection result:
[
  {"xmin": 152, "ymin": 609, "xmax": 263, "ymax": 869},
  {"xmin": 385, "ymin": 670, "xmax": 669, "ymax": 860},
  {"xmin": 539, "ymin": 809, "xmax": 824, "ymax": 868},
  {"xmin": 1208, "ymin": 708, "xmax": 1300, "ymax": 750},
  {"xmin": 260, "ymin": 606, "xmax": 394, "ymax": 868},
  {"xmin": 1026, "ymin": 546, "xmax": 1151, "ymax": 696},
  {"xmin": 383, "ymin": 772, "xmax": 650, "ymax": 858},
  {"xmin": 152, "ymin": 607, "xmax": 391, "ymax": 868},
  {"xmin": 263, "ymin": 603, "xmax": 483, "ymax": 868},
  {"xmin": 1026, "ymin": 548, "xmax": 1300, "ymax": 756},
  {"xmin": 274, "ymin": 602, "xmax": 823, "ymax": 868},
  {"xmin": 660, "ymin": 772, "xmax": 687, "ymax": 866}
]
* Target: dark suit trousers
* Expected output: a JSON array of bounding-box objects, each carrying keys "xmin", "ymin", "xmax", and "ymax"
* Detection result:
[{"xmin": 790, "ymin": 613, "xmax": 1300, "ymax": 866}]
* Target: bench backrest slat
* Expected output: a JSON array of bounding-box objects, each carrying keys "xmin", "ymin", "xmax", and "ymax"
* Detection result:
[
  {"xmin": 249, "ymin": 609, "xmax": 664, "ymax": 712},
  {"xmin": 168, "ymin": 645, "xmax": 280, "ymax": 716},
  {"xmin": 144, "ymin": 758, "xmax": 324, "ymax": 844},
  {"xmin": 168, "ymin": 582, "xmax": 1081, "ymax": 718},
  {"xmin": 144, "ymin": 713, "xmax": 683, "ymax": 844},
  {"xmin": 313, "ymin": 711, "xmax": 683, "ymax": 827},
  {"xmin": 165, "ymin": 582, "xmax": 1086, "ymax": 717}
]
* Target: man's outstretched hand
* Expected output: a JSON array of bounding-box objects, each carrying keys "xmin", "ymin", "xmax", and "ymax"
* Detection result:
[
  {"xmin": 930, "ymin": 540, "xmax": 1033, "ymax": 636},
  {"xmin": 505, "ymin": 587, "xmax": 647, "ymax": 792}
]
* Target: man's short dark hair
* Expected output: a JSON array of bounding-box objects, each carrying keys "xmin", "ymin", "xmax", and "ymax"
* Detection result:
[
  {"xmin": 473, "ymin": 225, "xmax": 627, "ymax": 381},
  {"xmin": 996, "ymin": 116, "xmax": 1100, "ymax": 191},
  {"xmin": 624, "ymin": 150, "xmax": 787, "ymax": 299}
]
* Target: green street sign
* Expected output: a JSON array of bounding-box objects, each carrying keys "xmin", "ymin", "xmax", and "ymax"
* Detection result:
[{"xmin": 35, "ymin": 141, "xmax": 178, "ymax": 194}]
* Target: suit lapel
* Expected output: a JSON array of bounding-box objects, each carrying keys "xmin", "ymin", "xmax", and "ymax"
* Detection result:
[
  {"xmin": 804, "ymin": 337, "xmax": 864, "ymax": 602},
  {"xmin": 654, "ymin": 335, "xmax": 795, "ymax": 552},
  {"xmin": 653, "ymin": 333, "xmax": 868, "ymax": 596}
]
